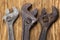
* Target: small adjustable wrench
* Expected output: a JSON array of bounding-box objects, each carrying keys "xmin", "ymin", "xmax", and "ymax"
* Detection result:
[
  {"xmin": 21, "ymin": 3, "xmax": 37, "ymax": 40},
  {"xmin": 3, "ymin": 7, "xmax": 19, "ymax": 40},
  {"xmin": 38, "ymin": 7, "xmax": 58, "ymax": 40}
]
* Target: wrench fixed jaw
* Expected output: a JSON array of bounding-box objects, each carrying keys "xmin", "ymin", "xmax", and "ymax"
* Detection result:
[
  {"xmin": 38, "ymin": 7, "xmax": 58, "ymax": 40},
  {"xmin": 31, "ymin": 8, "xmax": 38, "ymax": 16},
  {"xmin": 22, "ymin": 3, "xmax": 32, "ymax": 13},
  {"xmin": 49, "ymin": 6, "xmax": 59, "ymax": 25},
  {"xmin": 21, "ymin": 3, "xmax": 38, "ymax": 16},
  {"xmin": 21, "ymin": 3, "xmax": 37, "ymax": 40}
]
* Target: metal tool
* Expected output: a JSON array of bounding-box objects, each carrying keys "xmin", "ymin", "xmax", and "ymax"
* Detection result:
[
  {"xmin": 3, "ymin": 7, "xmax": 19, "ymax": 40},
  {"xmin": 21, "ymin": 3, "xmax": 38, "ymax": 40},
  {"xmin": 38, "ymin": 7, "xmax": 58, "ymax": 40}
]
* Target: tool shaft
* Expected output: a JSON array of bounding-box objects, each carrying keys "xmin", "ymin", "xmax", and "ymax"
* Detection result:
[
  {"xmin": 8, "ymin": 24, "xmax": 14, "ymax": 40},
  {"xmin": 22, "ymin": 21, "xmax": 30, "ymax": 40},
  {"xmin": 23, "ymin": 29, "xmax": 29, "ymax": 40},
  {"xmin": 39, "ymin": 28, "xmax": 47, "ymax": 40}
]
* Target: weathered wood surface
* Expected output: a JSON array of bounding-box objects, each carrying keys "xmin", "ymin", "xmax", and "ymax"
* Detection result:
[{"xmin": 0, "ymin": 0, "xmax": 60, "ymax": 40}]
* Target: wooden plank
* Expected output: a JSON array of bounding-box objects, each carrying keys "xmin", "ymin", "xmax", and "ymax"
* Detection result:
[
  {"xmin": 0, "ymin": 0, "xmax": 7, "ymax": 40},
  {"xmin": 0, "ymin": 0, "xmax": 60, "ymax": 40}
]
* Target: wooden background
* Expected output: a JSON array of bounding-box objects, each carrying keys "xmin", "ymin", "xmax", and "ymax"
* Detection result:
[{"xmin": 0, "ymin": 0, "xmax": 60, "ymax": 40}]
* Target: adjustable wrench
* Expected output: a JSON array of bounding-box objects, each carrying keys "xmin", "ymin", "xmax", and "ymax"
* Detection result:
[
  {"xmin": 21, "ymin": 3, "xmax": 38, "ymax": 40},
  {"xmin": 38, "ymin": 7, "xmax": 58, "ymax": 40},
  {"xmin": 3, "ymin": 7, "xmax": 19, "ymax": 40}
]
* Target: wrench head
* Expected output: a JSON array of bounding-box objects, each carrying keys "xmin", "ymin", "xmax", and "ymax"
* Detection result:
[
  {"xmin": 22, "ymin": 3, "xmax": 38, "ymax": 16},
  {"xmin": 21, "ymin": 3, "xmax": 37, "ymax": 30},
  {"xmin": 3, "ymin": 7, "xmax": 19, "ymax": 24},
  {"xmin": 38, "ymin": 7, "xmax": 58, "ymax": 28}
]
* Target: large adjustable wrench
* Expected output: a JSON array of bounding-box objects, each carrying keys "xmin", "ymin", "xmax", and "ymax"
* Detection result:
[
  {"xmin": 38, "ymin": 7, "xmax": 58, "ymax": 40},
  {"xmin": 3, "ymin": 7, "xmax": 19, "ymax": 40},
  {"xmin": 21, "ymin": 3, "xmax": 38, "ymax": 40}
]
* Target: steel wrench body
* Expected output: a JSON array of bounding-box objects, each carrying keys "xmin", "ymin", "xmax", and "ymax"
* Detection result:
[
  {"xmin": 21, "ymin": 3, "xmax": 37, "ymax": 40},
  {"xmin": 3, "ymin": 7, "xmax": 19, "ymax": 40},
  {"xmin": 38, "ymin": 7, "xmax": 58, "ymax": 40}
]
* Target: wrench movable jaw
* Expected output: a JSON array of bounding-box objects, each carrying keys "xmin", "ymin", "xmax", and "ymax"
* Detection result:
[
  {"xmin": 41, "ymin": 8, "xmax": 47, "ymax": 15},
  {"xmin": 5, "ymin": 9, "xmax": 10, "ymax": 14}
]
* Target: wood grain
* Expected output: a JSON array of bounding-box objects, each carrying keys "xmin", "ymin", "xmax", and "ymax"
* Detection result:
[{"xmin": 0, "ymin": 0, "xmax": 60, "ymax": 40}]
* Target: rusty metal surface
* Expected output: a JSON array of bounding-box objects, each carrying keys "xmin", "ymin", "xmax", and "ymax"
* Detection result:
[
  {"xmin": 21, "ymin": 3, "xmax": 38, "ymax": 40},
  {"xmin": 38, "ymin": 7, "xmax": 58, "ymax": 40},
  {"xmin": 3, "ymin": 7, "xmax": 19, "ymax": 40}
]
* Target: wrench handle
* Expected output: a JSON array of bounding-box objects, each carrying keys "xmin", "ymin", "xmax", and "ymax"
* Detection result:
[
  {"xmin": 7, "ymin": 24, "xmax": 14, "ymax": 40},
  {"xmin": 23, "ymin": 30, "xmax": 29, "ymax": 40},
  {"xmin": 23, "ymin": 25, "xmax": 30, "ymax": 40},
  {"xmin": 39, "ymin": 28, "xmax": 48, "ymax": 40}
]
